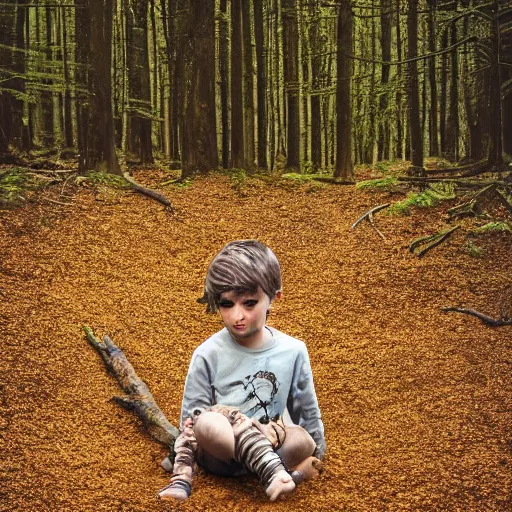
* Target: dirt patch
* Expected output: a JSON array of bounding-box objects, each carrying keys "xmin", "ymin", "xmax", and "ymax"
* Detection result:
[{"xmin": 1, "ymin": 174, "xmax": 511, "ymax": 511}]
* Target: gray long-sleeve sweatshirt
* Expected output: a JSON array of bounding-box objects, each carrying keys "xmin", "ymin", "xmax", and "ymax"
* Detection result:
[{"xmin": 180, "ymin": 326, "xmax": 326, "ymax": 459}]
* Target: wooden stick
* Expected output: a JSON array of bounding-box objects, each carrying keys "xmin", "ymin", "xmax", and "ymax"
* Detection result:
[
  {"xmin": 441, "ymin": 307, "xmax": 512, "ymax": 327},
  {"xmin": 123, "ymin": 172, "xmax": 174, "ymax": 211},
  {"xmin": 397, "ymin": 177, "xmax": 507, "ymax": 187},
  {"xmin": 409, "ymin": 225, "xmax": 460, "ymax": 258},
  {"xmin": 351, "ymin": 203, "xmax": 390, "ymax": 229},
  {"xmin": 84, "ymin": 326, "xmax": 179, "ymax": 451}
]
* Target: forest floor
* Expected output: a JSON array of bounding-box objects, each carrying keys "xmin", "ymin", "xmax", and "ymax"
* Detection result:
[{"xmin": 1, "ymin": 170, "xmax": 511, "ymax": 512}]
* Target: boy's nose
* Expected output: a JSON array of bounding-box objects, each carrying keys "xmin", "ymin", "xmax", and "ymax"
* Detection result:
[{"xmin": 233, "ymin": 305, "xmax": 245, "ymax": 322}]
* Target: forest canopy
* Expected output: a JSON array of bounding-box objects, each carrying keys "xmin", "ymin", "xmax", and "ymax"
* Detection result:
[{"xmin": 0, "ymin": 0, "xmax": 511, "ymax": 180}]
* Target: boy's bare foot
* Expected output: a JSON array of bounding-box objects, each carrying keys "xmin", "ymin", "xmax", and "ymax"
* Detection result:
[
  {"xmin": 265, "ymin": 469, "xmax": 296, "ymax": 501},
  {"xmin": 158, "ymin": 482, "xmax": 190, "ymax": 501},
  {"xmin": 292, "ymin": 456, "xmax": 323, "ymax": 480}
]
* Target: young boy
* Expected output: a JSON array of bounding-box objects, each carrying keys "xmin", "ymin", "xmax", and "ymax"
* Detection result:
[{"xmin": 158, "ymin": 240, "xmax": 326, "ymax": 501}]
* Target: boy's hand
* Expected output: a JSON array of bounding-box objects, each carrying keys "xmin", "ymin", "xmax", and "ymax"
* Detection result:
[{"xmin": 265, "ymin": 469, "xmax": 296, "ymax": 501}]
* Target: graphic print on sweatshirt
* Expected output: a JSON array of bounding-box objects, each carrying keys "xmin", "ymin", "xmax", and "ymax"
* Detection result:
[{"xmin": 218, "ymin": 370, "xmax": 280, "ymax": 424}]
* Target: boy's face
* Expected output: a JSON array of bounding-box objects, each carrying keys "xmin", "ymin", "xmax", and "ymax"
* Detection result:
[{"xmin": 218, "ymin": 287, "xmax": 274, "ymax": 348}]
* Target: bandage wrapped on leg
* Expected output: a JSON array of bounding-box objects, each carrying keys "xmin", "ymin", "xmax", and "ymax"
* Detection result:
[{"xmin": 158, "ymin": 418, "xmax": 197, "ymax": 501}]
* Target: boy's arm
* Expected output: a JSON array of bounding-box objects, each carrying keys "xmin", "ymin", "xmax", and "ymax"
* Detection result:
[
  {"xmin": 287, "ymin": 345, "xmax": 326, "ymax": 459},
  {"xmin": 180, "ymin": 352, "xmax": 215, "ymax": 425}
]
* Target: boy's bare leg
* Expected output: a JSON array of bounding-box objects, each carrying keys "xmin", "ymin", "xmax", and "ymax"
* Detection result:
[
  {"xmin": 158, "ymin": 418, "xmax": 197, "ymax": 501},
  {"xmin": 223, "ymin": 407, "xmax": 296, "ymax": 501}
]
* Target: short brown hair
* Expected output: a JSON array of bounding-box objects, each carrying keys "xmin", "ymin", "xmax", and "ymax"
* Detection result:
[{"xmin": 200, "ymin": 240, "xmax": 282, "ymax": 313}]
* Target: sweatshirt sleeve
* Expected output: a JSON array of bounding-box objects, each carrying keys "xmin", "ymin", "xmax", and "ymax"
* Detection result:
[
  {"xmin": 287, "ymin": 344, "xmax": 326, "ymax": 459},
  {"xmin": 180, "ymin": 350, "xmax": 215, "ymax": 426}
]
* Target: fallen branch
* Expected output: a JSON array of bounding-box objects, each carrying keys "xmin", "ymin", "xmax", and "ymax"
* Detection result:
[
  {"xmin": 409, "ymin": 225, "xmax": 460, "ymax": 258},
  {"xmin": 351, "ymin": 203, "xmax": 390, "ymax": 240},
  {"xmin": 28, "ymin": 169, "xmax": 76, "ymax": 174},
  {"xmin": 84, "ymin": 325, "xmax": 179, "ymax": 463},
  {"xmin": 312, "ymin": 177, "xmax": 355, "ymax": 185},
  {"xmin": 123, "ymin": 172, "xmax": 174, "ymax": 211},
  {"xmin": 397, "ymin": 177, "xmax": 506, "ymax": 188},
  {"xmin": 426, "ymin": 160, "xmax": 487, "ymax": 176},
  {"xmin": 441, "ymin": 307, "xmax": 512, "ymax": 327}
]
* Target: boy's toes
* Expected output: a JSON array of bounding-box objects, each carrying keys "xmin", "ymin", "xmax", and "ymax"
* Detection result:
[{"xmin": 265, "ymin": 470, "xmax": 296, "ymax": 502}]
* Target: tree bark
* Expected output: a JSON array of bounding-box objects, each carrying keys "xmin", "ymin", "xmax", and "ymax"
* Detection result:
[
  {"xmin": 242, "ymin": 1, "xmax": 255, "ymax": 169},
  {"xmin": 126, "ymin": 0, "xmax": 154, "ymax": 163},
  {"xmin": 378, "ymin": 0, "xmax": 391, "ymax": 161},
  {"xmin": 231, "ymin": 0, "xmax": 245, "ymax": 168},
  {"xmin": 335, "ymin": 0, "xmax": 353, "ymax": 180},
  {"xmin": 407, "ymin": 0, "xmax": 423, "ymax": 170},
  {"xmin": 84, "ymin": 326, "xmax": 179, "ymax": 454},
  {"xmin": 219, "ymin": 0, "xmax": 230, "ymax": 168},
  {"xmin": 181, "ymin": 0, "xmax": 218, "ymax": 177},
  {"xmin": 282, "ymin": 0, "xmax": 300, "ymax": 170}
]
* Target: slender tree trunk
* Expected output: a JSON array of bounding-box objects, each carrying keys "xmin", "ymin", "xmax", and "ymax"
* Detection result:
[
  {"xmin": 440, "ymin": 27, "xmax": 448, "ymax": 156},
  {"xmin": 181, "ymin": 0, "xmax": 218, "ymax": 177},
  {"xmin": 126, "ymin": 0, "xmax": 153, "ymax": 163},
  {"xmin": 427, "ymin": 4, "xmax": 439, "ymax": 156},
  {"xmin": 487, "ymin": 1, "xmax": 503, "ymax": 166},
  {"xmin": 231, "ymin": 0, "xmax": 245, "ymax": 167},
  {"xmin": 378, "ymin": 0, "xmax": 391, "ymax": 161},
  {"xmin": 407, "ymin": 0, "xmax": 423, "ymax": 170},
  {"xmin": 242, "ymin": 1, "xmax": 255, "ymax": 169},
  {"xmin": 335, "ymin": 0, "xmax": 353, "ymax": 180},
  {"xmin": 445, "ymin": 17, "xmax": 459, "ymax": 161},
  {"xmin": 309, "ymin": 1, "xmax": 321, "ymax": 170},
  {"xmin": 61, "ymin": 6, "xmax": 73, "ymax": 148},
  {"xmin": 219, "ymin": 0, "xmax": 230, "ymax": 168},
  {"xmin": 282, "ymin": 0, "xmax": 300, "ymax": 170},
  {"xmin": 395, "ymin": 0, "xmax": 403, "ymax": 159}
]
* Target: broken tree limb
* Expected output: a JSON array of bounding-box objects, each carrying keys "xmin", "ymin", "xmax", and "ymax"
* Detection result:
[
  {"xmin": 123, "ymin": 172, "xmax": 174, "ymax": 211},
  {"xmin": 351, "ymin": 204, "xmax": 390, "ymax": 240},
  {"xmin": 409, "ymin": 225, "xmax": 460, "ymax": 258},
  {"xmin": 351, "ymin": 204, "xmax": 390, "ymax": 227},
  {"xmin": 397, "ymin": 176, "xmax": 507, "ymax": 188},
  {"xmin": 84, "ymin": 325, "xmax": 179, "ymax": 456},
  {"xmin": 441, "ymin": 307, "xmax": 512, "ymax": 327}
]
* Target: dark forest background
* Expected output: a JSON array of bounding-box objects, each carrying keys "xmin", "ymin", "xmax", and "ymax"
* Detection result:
[{"xmin": 0, "ymin": 0, "xmax": 511, "ymax": 180}]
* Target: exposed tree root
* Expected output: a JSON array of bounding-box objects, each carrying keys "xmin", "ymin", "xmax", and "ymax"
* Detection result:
[
  {"xmin": 397, "ymin": 176, "xmax": 507, "ymax": 188},
  {"xmin": 441, "ymin": 308, "xmax": 512, "ymax": 327},
  {"xmin": 123, "ymin": 172, "xmax": 174, "ymax": 211},
  {"xmin": 84, "ymin": 325, "xmax": 179, "ymax": 463},
  {"xmin": 426, "ymin": 160, "xmax": 487, "ymax": 176},
  {"xmin": 351, "ymin": 203, "xmax": 390, "ymax": 240},
  {"xmin": 409, "ymin": 225, "xmax": 460, "ymax": 258}
]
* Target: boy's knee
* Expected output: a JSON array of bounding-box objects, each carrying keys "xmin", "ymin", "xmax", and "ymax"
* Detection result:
[{"xmin": 194, "ymin": 411, "xmax": 235, "ymax": 461}]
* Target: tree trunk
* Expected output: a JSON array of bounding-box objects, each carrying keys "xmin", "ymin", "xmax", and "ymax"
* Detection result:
[
  {"xmin": 427, "ymin": 4, "xmax": 439, "ymax": 157},
  {"xmin": 440, "ymin": 27, "xmax": 448, "ymax": 156},
  {"xmin": 282, "ymin": 0, "xmax": 300, "ymax": 170},
  {"xmin": 126, "ymin": 0, "xmax": 153, "ymax": 163},
  {"xmin": 487, "ymin": 1, "xmax": 503, "ymax": 166},
  {"xmin": 309, "ymin": 1, "xmax": 321, "ymax": 170},
  {"xmin": 61, "ymin": 5, "xmax": 73, "ymax": 148},
  {"xmin": 395, "ymin": 0, "xmax": 403, "ymax": 159},
  {"xmin": 407, "ymin": 0, "xmax": 423, "ymax": 170},
  {"xmin": 242, "ymin": 1, "xmax": 255, "ymax": 169},
  {"xmin": 219, "ymin": 0, "xmax": 230, "ymax": 168},
  {"xmin": 335, "ymin": 0, "xmax": 353, "ymax": 180},
  {"xmin": 378, "ymin": 0, "xmax": 391, "ymax": 161},
  {"xmin": 231, "ymin": 0, "xmax": 245, "ymax": 168},
  {"xmin": 445, "ymin": 18, "xmax": 459, "ymax": 161},
  {"xmin": 181, "ymin": 0, "xmax": 218, "ymax": 177}
]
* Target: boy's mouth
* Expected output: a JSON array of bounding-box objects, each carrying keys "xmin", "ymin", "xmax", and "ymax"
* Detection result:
[{"xmin": 233, "ymin": 324, "xmax": 246, "ymax": 331}]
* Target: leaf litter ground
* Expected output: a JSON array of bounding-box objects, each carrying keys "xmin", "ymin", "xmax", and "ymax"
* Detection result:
[{"xmin": 1, "ymin": 173, "xmax": 511, "ymax": 511}]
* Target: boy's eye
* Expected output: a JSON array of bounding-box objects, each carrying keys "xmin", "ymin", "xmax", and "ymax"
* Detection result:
[
  {"xmin": 219, "ymin": 300, "xmax": 234, "ymax": 308},
  {"xmin": 244, "ymin": 300, "xmax": 258, "ymax": 307}
]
